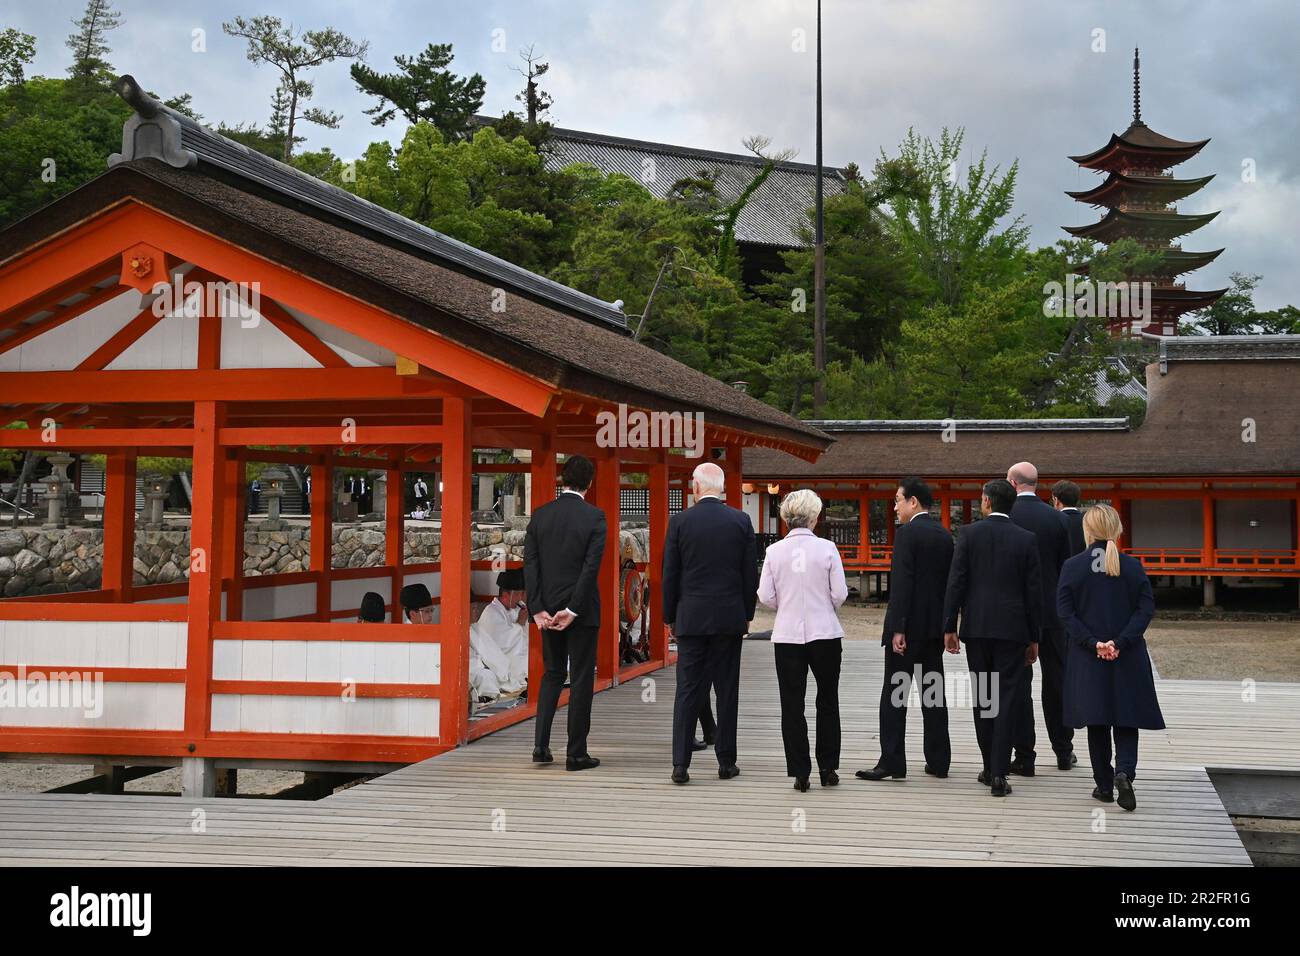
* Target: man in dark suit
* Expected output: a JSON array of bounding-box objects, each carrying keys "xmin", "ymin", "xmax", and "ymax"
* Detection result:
[
  {"xmin": 1008, "ymin": 462, "xmax": 1076, "ymax": 774},
  {"xmin": 858, "ymin": 477, "xmax": 954, "ymax": 781},
  {"xmin": 1052, "ymin": 479, "xmax": 1087, "ymax": 557},
  {"xmin": 943, "ymin": 479, "xmax": 1042, "ymax": 797},
  {"xmin": 664, "ymin": 461, "xmax": 758, "ymax": 784},
  {"xmin": 523, "ymin": 454, "xmax": 607, "ymax": 771}
]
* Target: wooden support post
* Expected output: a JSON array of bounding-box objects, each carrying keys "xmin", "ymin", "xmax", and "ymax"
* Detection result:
[
  {"xmin": 527, "ymin": 432, "xmax": 556, "ymax": 696},
  {"xmin": 181, "ymin": 757, "xmax": 216, "ymax": 798},
  {"xmin": 229, "ymin": 461, "xmax": 247, "ymax": 621},
  {"xmin": 440, "ymin": 396, "xmax": 473, "ymax": 746},
  {"xmin": 649, "ymin": 450, "xmax": 669, "ymax": 663},
  {"xmin": 1201, "ymin": 488, "xmax": 1216, "ymax": 568},
  {"xmin": 939, "ymin": 484, "xmax": 951, "ymax": 530},
  {"xmin": 220, "ymin": 451, "xmax": 242, "ymax": 623},
  {"xmin": 101, "ymin": 451, "xmax": 136, "ymax": 602},
  {"xmin": 184, "ymin": 400, "xmax": 225, "ymax": 746},
  {"xmin": 311, "ymin": 455, "xmax": 333, "ymax": 621},
  {"xmin": 386, "ymin": 460, "xmax": 403, "ymax": 619},
  {"xmin": 596, "ymin": 451, "xmax": 620, "ymax": 684},
  {"xmin": 723, "ymin": 444, "xmax": 743, "ymax": 508},
  {"xmin": 858, "ymin": 490, "xmax": 868, "ymax": 564}
]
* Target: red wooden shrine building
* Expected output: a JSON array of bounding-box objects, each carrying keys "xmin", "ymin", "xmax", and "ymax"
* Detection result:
[
  {"xmin": 0, "ymin": 80, "xmax": 829, "ymax": 791},
  {"xmin": 744, "ymin": 335, "xmax": 1300, "ymax": 605}
]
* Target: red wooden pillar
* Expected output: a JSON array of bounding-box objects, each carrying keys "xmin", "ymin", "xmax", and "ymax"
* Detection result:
[
  {"xmin": 596, "ymin": 450, "xmax": 620, "ymax": 684},
  {"xmin": 311, "ymin": 454, "xmax": 333, "ymax": 621},
  {"xmin": 723, "ymin": 444, "xmax": 743, "ymax": 509},
  {"xmin": 101, "ymin": 450, "xmax": 136, "ymax": 602},
  {"xmin": 184, "ymin": 401, "xmax": 225, "ymax": 744},
  {"xmin": 527, "ymin": 431, "xmax": 556, "ymax": 695},
  {"xmin": 385, "ymin": 459, "xmax": 403, "ymax": 619},
  {"xmin": 220, "ymin": 451, "xmax": 244, "ymax": 621},
  {"xmin": 939, "ymin": 483, "xmax": 951, "ymax": 530},
  {"xmin": 648, "ymin": 450, "xmax": 669, "ymax": 663},
  {"xmin": 440, "ymin": 396, "xmax": 473, "ymax": 746},
  {"xmin": 1201, "ymin": 488, "xmax": 1216, "ymax": 567}
]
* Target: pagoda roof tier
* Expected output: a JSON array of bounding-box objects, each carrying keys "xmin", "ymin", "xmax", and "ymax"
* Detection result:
[
  {"xmin": 1069, "ymin": 121, "xmax": 1210, "ymax": 172},
  {"xmin": 1072, "ymin": 248, "xmax": 1225, "ymax": 278},
  {"xmin": 1147, "ymin": 286, "xmax": 1229, "ymax": 314},
  {"xmin": 1066, "ymin": 172, "xmax": 1215, "ymax": 207},
  {"xmin": 1062, "ymin": 208, "xmax": 1219, "ymax": 243}
]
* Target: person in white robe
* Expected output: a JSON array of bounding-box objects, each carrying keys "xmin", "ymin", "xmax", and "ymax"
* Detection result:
[
  {"xmin": 469, "ymin": 569, "xmax": 530, "ymax": 695},
  {"xmin": 402, "ymin": 582, "xmax": 500, "ymax": 700}
]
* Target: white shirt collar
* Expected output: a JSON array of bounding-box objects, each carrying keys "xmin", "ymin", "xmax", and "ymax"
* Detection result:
[
  {"xmin": 908, "ymin": 511, "xmax": 928, "ymax": 522},
  {"xmin": 696, "ymin": 493, "xmax": 722, "ymax": 502},
  {"xmin": 1016, "ymin": 490, "xmax": 1037, "ymax": 497},
  {"xmin": 560, "ymin": 488, "xmax": 586, "ymax": 498},
  {"xmin": 988, "ymin": 511, "xmax": 1010, "ymax": 518},
  {"xmin": 1062, "ymin": 506, "xmax": 1079, "ymax": 512}
]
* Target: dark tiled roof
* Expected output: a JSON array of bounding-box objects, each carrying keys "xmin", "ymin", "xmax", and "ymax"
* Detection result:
[
  {"xmin": 539, "ymin": 124, "xmax": 847, "ymax": 248},
  {"xmin": 157, "ymin": 114, "xmax": 630, "ymax": 332},
  {"xmin": 806, "ymin": 419, "xmax": 1130, "ymax": 433},
  {"xmin": 746, "ymin": 346, "xmax": 1300, "ymax": 479}
]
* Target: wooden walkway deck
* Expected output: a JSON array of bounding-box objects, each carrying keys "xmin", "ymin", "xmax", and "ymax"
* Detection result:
[{"xmin": 2, "ymin": 640, "xmax": 1296, "ymax": 866}]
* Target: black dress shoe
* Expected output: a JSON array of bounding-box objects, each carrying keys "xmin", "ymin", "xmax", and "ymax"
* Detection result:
[
  {"xmin": 793, "ymin": 777, "xmax": 810, "ymax": 792},
  {"xmin": 1092, "ymin": 787, "xmax": 1114, "ymax": 803},
  {"xmin": 690, "ymin": 737, "xmax": 708, "ymax": 751},
  {"xmin": 1057, "ymin": 752, "xmax": 1078, "ymax": 771},
  {"xmin": 718, "ymin": 764, "xmax": 740, "ymax": 780},
  {"xmin": 531, "ymin": 748, "xmax": 553, "ymax": 764},
  {"xmin": 671, "ymin": 765, "xmax": 689, "ymax": 784},
  {"xmin": 1008, "ymin": 759, "xmax": 1035, "ymax": 777},
  {"xmin": 977, "ymin": 770, "xmax": 991, "ymax": 786},
  {"xmin": 855, "ymin": 765, "xmax": 905, "ymax": 781},
  {"xmin": 820, "ymin": 769, "xmax": 840, "ymax": 787},
  {"xmin": 1115, "ymin": 772, "xmax": 1137, "ymax": 811},
  {"xmin": 924, "ymin": 765, "xmax": 949, "ymax": 778},
  {"xmin": 565, "ymin": 755, "xmax": 600, "ymax": 772},
  {"xmin": 991, "ymin": 776, "xmax": 1012, "ymax": 797}
]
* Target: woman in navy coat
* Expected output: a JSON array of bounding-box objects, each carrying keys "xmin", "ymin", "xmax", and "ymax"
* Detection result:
[{"xmin": 1056, "ymin": 504, "xmax": 1164, "ymax": 811}]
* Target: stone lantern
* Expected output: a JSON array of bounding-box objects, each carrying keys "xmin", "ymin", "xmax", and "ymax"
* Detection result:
[
  {"xmin": 369, "ymin": 468, "xmax": 387, "ymax": 520},
  {"xmin": 142, "ymin": 473, "xmax": 169, "ymax": 529},
  {"xmin": 260, "ymin": 467, "xmax": 289, "ymax": 529},
  {"xmin": 39, "ymin": 471, "xmax": 67, "ymax": 529}
]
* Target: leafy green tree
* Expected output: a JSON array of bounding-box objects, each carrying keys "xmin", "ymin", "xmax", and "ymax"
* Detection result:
[
  {"xmin": 0, "ymin": 28, "xmax": 36, "ymax": 87},
  {"xmin": 883, "ymin": 127, "xmax": 1028, "ymax": 309},
  {"xmin": 351, "ymin": 43, "xmax": 485, "ymax": 139},
  {"xmin": 1183, "ymin": 271, "xmax": 1261, "ymax": 336},
  {"xmin": 66, "ymin": 0, "xmax": 121, "ymax": 84},
  {"xmin": 222, "ymin": 15, "xmax": 368, "ymax": 160}
]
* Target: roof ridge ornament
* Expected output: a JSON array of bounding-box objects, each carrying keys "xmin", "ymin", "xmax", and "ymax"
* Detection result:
[
  {"xmin": 1133, "ymin": 47, "xmax": 1143, "ymax": 126},
  {"xmin": 107, "ymin": 74, "xmax": 198, "ymax": 170}
]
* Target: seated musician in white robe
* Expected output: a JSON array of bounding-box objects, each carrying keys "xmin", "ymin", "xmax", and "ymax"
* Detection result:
[
  {"xmin": 468, "ymin": 568, "xmax": 530, "ymax": 694},
  {"xmin": 402, "ymin": 582, "xmax": 500, "ymax": 700}
]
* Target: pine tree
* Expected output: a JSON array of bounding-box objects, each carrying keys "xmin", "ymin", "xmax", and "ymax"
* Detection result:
[{"xmin": 66, "ymin": 0, "xmax": 121, "ymax": 84}]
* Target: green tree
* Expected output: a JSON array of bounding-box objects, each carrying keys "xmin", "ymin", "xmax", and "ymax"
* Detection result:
[
  {"xmin": 222, "ymin": 15, "xmax": 368, "ymax": 161},
  {"xmin": 350, "ymin": 43, "xmax": 485, "ymax": 139},
  {"xmin": 66, "ymin": 0, "xmax": 121, "ymax": 84},
  {"xmin": 1183, "ymin": 271, "xmax": 1262, "ymax": 336},
  {"xmin": 0, "ymin": 28, "xmax": 36, "ymax": 87},
  {"xmin": 883, "ymin": 127, "xmax": 1028, "ymax": 309}
]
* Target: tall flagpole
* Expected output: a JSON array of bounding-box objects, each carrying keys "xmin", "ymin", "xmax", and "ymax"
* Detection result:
[{"xmin": 812, "ymin": 0, "xmax": 826, "ymax": 414}]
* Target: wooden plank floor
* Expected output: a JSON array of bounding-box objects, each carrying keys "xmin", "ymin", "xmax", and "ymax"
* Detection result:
[{"xmin": 3, "ymin": 638, "xmax": 1294, "ymax": 866}]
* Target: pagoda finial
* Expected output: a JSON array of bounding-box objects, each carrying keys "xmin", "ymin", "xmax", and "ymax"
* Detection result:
[{"xmin": 1133, "ymin": 47, "xmax": 1142, "ymax": 124}]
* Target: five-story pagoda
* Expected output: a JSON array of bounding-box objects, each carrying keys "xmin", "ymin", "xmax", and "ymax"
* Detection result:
[{"xmin": 1065, "ymin": 49, "xmax": 1226, "ymax": 335}]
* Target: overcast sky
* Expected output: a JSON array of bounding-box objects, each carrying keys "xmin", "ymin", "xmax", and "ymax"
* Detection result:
[{"xmin": 12, "ymin": 0, "xmax": 1300, "ymax": 308}]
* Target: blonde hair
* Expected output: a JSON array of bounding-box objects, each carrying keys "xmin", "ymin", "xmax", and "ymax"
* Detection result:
[
  {"xmin": 1083, "ymin": 503, "xmax": 1123, "ymax": 576},
  {"xmin": 780, "ymin": 489, "xmax": 823, "ymax": 530}
]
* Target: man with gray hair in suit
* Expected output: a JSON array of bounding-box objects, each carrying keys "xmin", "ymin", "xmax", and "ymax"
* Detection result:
[{"xmin": 663, "ymin": 461, "xmax": 758, "ymax": 785}]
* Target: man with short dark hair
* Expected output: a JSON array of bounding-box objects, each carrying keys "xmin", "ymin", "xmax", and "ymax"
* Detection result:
[
  {"xmin": 1052, "ymin": 479, "xmax": 1087, "ymax": 557},
  {"xmin": 943, "ymin": 478, "xmax": 1042, "ymax": 797},
  {"xmin": 858, "ymin": 477, "xmax": 954, "ymax": 781},
  {"xmin": 524, "ymin": 454, "xmax": 607, "ymax": 771},
  {"xmin": 1007, "ymin": 462, "xmax": 1076, "ymax": 774}
]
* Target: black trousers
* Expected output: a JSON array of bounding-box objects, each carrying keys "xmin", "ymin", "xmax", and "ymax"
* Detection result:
[
  {"xmin": 878, "ymin": 639, "xmax": 950, "ymax": 774},
  {"xmin": 696, "ymin": 694, "xmax": 716, "ymax": 742},
  {"xmin": 534, "ymin": 623, "xmax": 598, "ymax": 758},
  {"xmin": 672, "ymin": 634, "xmax": 742, "ymax": 768},
  {"xmin": 774, "ymin": 638, "xmax": 842, "ymax": 779},
  {"xmin": 965, "ymin": 639, "xmax": 1027, "ymax": 779},
  {"xmin": 1013, "ymin": 626, "xmax": 1074, "ymax": 763},
  {"xmin": 1087, "ymin": 725, "xmax": 1139, "ymax": 791}
]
